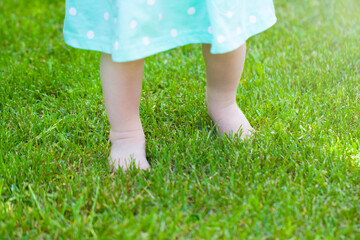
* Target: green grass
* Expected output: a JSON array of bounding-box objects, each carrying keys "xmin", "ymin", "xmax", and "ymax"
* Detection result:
[{"xmin": 1, "ymin": 0, "xmax": 360, "ymax": 238}]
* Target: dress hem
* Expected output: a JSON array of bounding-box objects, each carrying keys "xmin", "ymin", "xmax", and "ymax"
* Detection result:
[{"xmin": 63, "ymin": 16, "xmax": 277, "ymax": 62}]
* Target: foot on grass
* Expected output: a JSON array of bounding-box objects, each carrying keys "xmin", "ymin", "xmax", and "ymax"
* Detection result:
[
  {"xmin": 207, "ymin": 101, "xmax": 255, "ymax": 141},
  {"xmin": 108, "ymin": 129, "xmax": 150, "ymax": 172}
]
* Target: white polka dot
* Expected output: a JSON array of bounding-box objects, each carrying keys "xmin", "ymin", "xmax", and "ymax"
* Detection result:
[
  {"xmin": 130, "ymin": 20, "xmax": 137, "ymax": 29},
  {"xmin": 114, "ymin": 18, "xmax": 117, "ymax": 23},
  {"xmin": 147, "ymin": 0, "xmax": 155, "ymax": 6},
  {"xmin": 170, "ymin": 29, "xmax": 178, "ymax": 37},
  {"xmin": 87, "ymin": 31, "xmax": 95, "ymax": 39},
  {"xmin": 236, "ymin": 27, "xmax": 242, "ymax": 35},
  {"xmin": 249, "ymin": 15, "xmax": 257, "ymax": 23},
  {"xmin": 158, "ymin": 13, "xmax": 163, "ymax": 21},
  {"xmin": 143, "ymin": 37, "xmax": 150, "ymax": 46},
  {"xmin": 226, "ymin": 11, "xmax": 233, "ymax": 19},
  {"xmin": 69, "ymin": 8, "xmax": 77, "ymax": 16},
  {"xmin": 217, "ymin": 35, "xmax": 225, "ymax": 43},
  {"xmin": 187, "ymin": 7, "xmax": 196, "ymax": 15},
  {"xmin": 104, "ymin": 12, "xmax": 109, "ymax": 20},
  {"xmin": 114, "ymin": 41, "xmax": 119, "ymax": 50},
  {"xmin": 208, "ymin": 26, "xmax": 213, "ymax": 34}
]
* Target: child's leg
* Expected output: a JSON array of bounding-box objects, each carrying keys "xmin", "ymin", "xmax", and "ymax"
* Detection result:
[
  {"xmin": 100, "ymin": 53, "xmax": 150, "ymax": 171},
  {"xmin": 202, "ymin": 43, "xmax": 254, "ymax": 140}
]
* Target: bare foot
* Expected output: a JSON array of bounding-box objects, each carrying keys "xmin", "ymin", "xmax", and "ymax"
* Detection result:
[
  {"xmin": 207, "ymin": 101, "xmax": 255, "ymax": 141},
  {"xmin": 108, "ymin": 129, "xmax": 150, "ymax": 171}
]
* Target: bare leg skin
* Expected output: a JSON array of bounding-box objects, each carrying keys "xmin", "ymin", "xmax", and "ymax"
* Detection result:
[
  {"xmin": 202, "ymin": 43, "xmax": 255, "ymax": 140},
  {"xmin": 100, "ymin": 53, "xmax": 150, "ymax": 171}
]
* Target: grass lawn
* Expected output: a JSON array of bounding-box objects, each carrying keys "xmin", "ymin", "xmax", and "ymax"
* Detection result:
[{"xmin": 1, "ymin": 0, "xmax": 359, "ymax": 238}]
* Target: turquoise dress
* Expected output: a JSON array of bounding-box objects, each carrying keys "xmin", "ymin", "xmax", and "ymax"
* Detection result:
[{"xmin": 63, "ymin": 0, "xmax": 276, "ymax": 62}]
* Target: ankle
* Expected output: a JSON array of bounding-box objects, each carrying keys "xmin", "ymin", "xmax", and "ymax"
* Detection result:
[
  {"xmin": 207, "ymin": 98, "xmax": 238, "ymax": 118},
  {"xmin": 109, "ymin": 128, "xmax": 145, "ymax": 143},
  {"xmin": 206, "ymin": 90, "xmax": 236, "ymax": 108}
]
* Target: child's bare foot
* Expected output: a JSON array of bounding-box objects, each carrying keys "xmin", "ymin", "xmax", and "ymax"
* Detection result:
[
  {"xmin": 207, "ymin": 100, "xmax": 255, "ymax": 140},
  {"xmin": 108, "ymin": 129, "xmax": 150, "ymax": 171},
  {"xmin": 202, "ymin": 43, "xmax": 254, "ymax": 141}
]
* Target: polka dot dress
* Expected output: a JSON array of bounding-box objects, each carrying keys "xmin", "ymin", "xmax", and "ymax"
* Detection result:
[{"xmin": 63, "ymin": 0, "xmax": 276, "ymax": 62}]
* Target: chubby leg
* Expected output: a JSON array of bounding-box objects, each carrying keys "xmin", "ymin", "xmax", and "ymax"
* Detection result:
[
  {"xmin": 100, "ymin": 53, "xmax": 150, "ymax": 171},
  {"xmin": 202, "ymin": 43, "xmax": 254, "ymax": 140}
]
